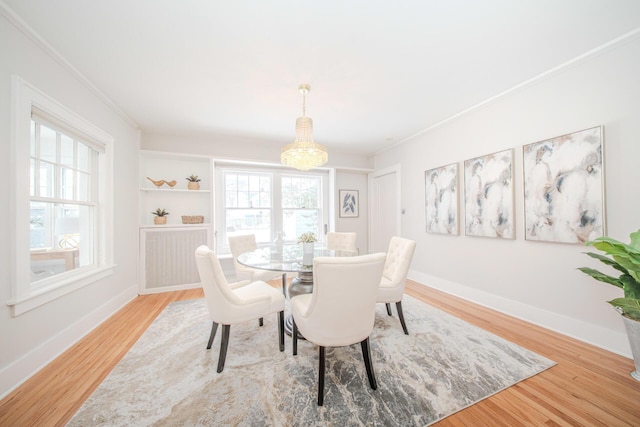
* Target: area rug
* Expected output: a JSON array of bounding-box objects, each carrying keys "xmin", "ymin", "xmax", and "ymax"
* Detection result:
[{"xmin": 68, "ymin": 295, "xmax": 555, "ymax": 426}]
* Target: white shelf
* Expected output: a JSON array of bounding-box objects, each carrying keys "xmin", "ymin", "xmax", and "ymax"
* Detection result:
[
  {"xmin": 139, "ymin": 223, "xmax": 212, "ymax": 229},
  {"xmin": 140, "ymin": 188, "xmax": 211, "ymax": 193}
]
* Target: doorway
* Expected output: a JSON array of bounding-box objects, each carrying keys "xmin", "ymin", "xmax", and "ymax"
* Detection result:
[{"xmin": 369, "ymin": 165, "xmax": 401, "ymax": 253}]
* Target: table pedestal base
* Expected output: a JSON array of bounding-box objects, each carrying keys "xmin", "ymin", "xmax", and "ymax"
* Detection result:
[{"xmin": 284, "ymin": 273, "xmax": 313, "ymax": 339}]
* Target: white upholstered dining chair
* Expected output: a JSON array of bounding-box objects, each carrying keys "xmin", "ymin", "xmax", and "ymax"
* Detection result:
[
  {"xmin": 326, "ymin": 231, "xmax": 358, "ymax": 255},
  {"xmin": 377, "ymin": 236, "xmax": 416, "ymax": 335},
  {"xmin": 195, "ymin": 245, "xmax": 285, "ymax": 373},
  {"xmin": 291, "ymin": 252, "xmax": 386, "ymax": 406},
  {"xmin": 228, "ymin": 234, "xmax": 287, "ymax": 295}
]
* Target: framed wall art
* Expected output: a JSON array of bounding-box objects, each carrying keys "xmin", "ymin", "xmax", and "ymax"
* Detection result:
[
  {"xmin": 464, "ymin": 148, "xmax": 514, "ymax": 239},
  {"xmin": 339, "ymin": 190, "xmax": 359, "ymax": 218},
  {"xmin": 523, "ymin": 126, "xmax": 605, "ymax": 243},
  {"xmin": 425, "ymin": 162, "xmax": 458, "ymax": 235}
]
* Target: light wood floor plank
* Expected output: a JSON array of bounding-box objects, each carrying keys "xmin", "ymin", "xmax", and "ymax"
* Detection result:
[{"xmin": 1, "ymin": 281, "xmax": 639, "ymax": 426}]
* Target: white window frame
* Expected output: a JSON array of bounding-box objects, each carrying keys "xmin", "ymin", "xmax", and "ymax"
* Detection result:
[
  {"xmin": 215, "ymin": 165, "xmax": 329, "ymax": 254},
  {"xmin": 8, "ymin": 76, "xmax": 115, "ymax": 316}
]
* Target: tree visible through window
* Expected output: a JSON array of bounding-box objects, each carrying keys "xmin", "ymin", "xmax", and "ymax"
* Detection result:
[
  {"xmin": 282, "ymin": 175, "xmax": 321, "ymax": 241},
  {"xmin": 220, "ymin": 168, "xmax": 326, "ymax": 251}
]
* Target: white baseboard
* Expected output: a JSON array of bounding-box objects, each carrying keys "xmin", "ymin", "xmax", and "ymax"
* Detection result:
[
  {"xmin": 0, "ymin": 284, "xmax": 138, "ymax": 399},
  {"xmin": 409, "ymin": 270, "xmax": 632, "ymax": 359},
  {"xmin": 139, "ymin": 282, "xmax": 201, "ymax": 295}
]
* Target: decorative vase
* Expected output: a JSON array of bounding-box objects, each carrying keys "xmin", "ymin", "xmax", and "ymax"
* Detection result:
[
  {"xmin": 273, "ymin": 232, "xmax": 283, "ymax": 252},
  {"xmin": 187, "ymin": 181, "xmax": 200, "ymax": 190},
  {"xmin": 302, "ymin": 242, "xmax": 315, "ymax": 266},
  {"xmin": 622, "ymin": 316, "xmax": 640, "ymax": 382},
  {"xmin": 154, "ymin": 216, "xmax": 167, "ymax": 225}
]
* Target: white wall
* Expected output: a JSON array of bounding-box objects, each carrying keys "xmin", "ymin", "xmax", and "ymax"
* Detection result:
[
  {"xmin": 142, "ymin": 134, "xmax": 374, "ymax": 252},
  {"xmin": 0, "ymin": 13, "xmax": 140, "ymax": 397},
  {"xmin": 335, "ymin": 171, "xmax": 369, "ymax": 252},
  {"xmin": 374, "ymin": 33, "xmax": 640, "ymax": 357},
  {"xmin": 142, "ymin": 132, "xmax": 373, "ymax": 170}
]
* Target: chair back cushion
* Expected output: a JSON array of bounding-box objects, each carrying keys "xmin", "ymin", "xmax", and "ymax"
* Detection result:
[
  {"xmin": 228, "ymin": 234, "xmax": 258, "ymax": 259},
  {"xmin": 381, "ymin": 236, "xmax": 416, "ymax": 288},
  {"xmin": 326, "ymin": 232, "xmax": 358, "ymax": 253},
  {"xmin": 294, "ymin": 253, "xmax": 385, "ymax": 346},
  {"xmin": 195, "ymin": 245, "xmax": 244, "ymax": 322}
]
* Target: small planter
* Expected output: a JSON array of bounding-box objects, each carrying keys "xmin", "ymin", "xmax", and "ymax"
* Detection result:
[
  {"xmin": 187, "ymin": 181, "xmax": 200, "ymax": 190},
  {"xmin": 302, "ymin": 242, "xmax": 315, "ymax": 266},
  {"xmin": 154, "ymin": 216, "xmax": 167, "ymax": 225},
  {"xmin": 623, "ymin": 316, "xmax": 640, "ymax": 382}
]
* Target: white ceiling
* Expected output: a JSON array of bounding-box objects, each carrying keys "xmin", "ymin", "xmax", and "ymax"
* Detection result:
[{"xmin": 5, "ymin": 0, "xmax": 640, "ymax": 156}]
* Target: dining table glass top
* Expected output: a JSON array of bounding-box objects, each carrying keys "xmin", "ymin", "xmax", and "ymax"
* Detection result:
[{"xmin": 237, "ymin": 244, "xmax": 356, "ymax": 273}]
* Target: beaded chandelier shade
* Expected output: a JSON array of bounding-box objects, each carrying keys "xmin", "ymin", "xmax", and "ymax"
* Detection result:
[{"xmin": 281, "ymin": 84, "xmax": 328, "ymax": 171}]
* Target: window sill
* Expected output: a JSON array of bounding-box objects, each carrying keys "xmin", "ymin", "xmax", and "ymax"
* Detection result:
[{"xmin": 7, "ymin": 264, "xmax": 116, "ymax": 316}]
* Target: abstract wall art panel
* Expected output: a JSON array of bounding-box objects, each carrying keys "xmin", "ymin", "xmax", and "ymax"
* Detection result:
[
  {"xmin": 464, "ymin": 149, "xmax": 514, "ymax": 239},
  {"xmin": 523, "ymin": 126, "xmax": 605, "ymax": 243},
  {"xmin": 425, "ymin": 162, "xmax": 458, "ymax": 235}
]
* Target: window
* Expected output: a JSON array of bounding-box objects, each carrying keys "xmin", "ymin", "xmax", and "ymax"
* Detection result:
[
  {"xmin": 30, "ymin": 115, "xmax": 100, "ymax": 285},
  {"xmin": 282, "ymin": 175, "xmax": 322, "ymax": 241},
  {"xmin": 217, "ymin": 167, "xmax": 328, "ymax": 252},
  {"xmin": 9, "ymin": 77, "xmax": 114, "ymax": 316},
  {"xmin": 225, "ymin": 172, "xmax": 272, "ymax": 242}
]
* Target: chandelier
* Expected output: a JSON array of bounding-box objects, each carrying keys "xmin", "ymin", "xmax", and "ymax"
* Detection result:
[{"xmin": 281, "ymin": 84, "xmax": 328, "ymax": 171}]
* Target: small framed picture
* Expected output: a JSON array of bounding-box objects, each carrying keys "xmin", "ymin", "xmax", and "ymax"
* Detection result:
[{"xmin": 339, "ymin": 190, "xmax": 359, "ymax": 218}]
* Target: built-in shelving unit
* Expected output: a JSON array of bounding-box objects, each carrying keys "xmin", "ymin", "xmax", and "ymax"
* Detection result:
[
  {"xmin": 139, "ymin": 151, "xmax": 213, "ymax": 226},
  {"xmin": 139, "ymin": 150, "xmax": 214, "ymax": 293}
]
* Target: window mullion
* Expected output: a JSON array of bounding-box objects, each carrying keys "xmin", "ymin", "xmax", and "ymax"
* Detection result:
[
  {"xmin": 55, "ymin": 131, "xmax": 61, "ymax": 200},
  {"xmin": 273, "ymin": 174, "xmax": 283, "ymax": 238}
]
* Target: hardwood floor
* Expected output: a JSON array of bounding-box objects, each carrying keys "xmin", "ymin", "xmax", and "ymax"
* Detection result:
[{"xmin": 1, "ymin": 280, "xmax": 639, "ymax": 426}]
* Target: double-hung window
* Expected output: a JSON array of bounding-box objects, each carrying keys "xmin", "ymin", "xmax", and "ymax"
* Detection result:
[
  {"xmin": 9, "ymin": 77, "xmax": 114, "ymax": 316},
  {"xmin": 29, "ymin": 114, "xmax": 98, "ymax": 283},
  {"xmin": 281, "ymin": 175, "xmax": 322, "ymax": 241},
  {"xmin": 225, "ymin": 171, "xmax": 273, "ymax": 242},
  {"xmin": 218, "ymin": 166, "xmax": 327, "ymax": 252}
]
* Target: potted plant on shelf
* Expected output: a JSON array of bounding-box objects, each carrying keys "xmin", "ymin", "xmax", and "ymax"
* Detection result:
[
  {"xmin": 186, "ymin": 175, "xmax": 201, "ymax": 190},
  {"xmin": 151, "ymin": 208, "xmax": 170, "ymax": 225},
  {"xmin": 578, "ymin": 228, "xmax": 640, "ymax": 382},
  {"xmin": 298, "ymin": 232, "xmax": 317, "ymax": 266}
]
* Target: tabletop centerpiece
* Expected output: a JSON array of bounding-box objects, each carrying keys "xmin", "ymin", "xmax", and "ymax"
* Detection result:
[{"xmin": 298, "ymin": 232, "xmax": 317, "ymax": 266}]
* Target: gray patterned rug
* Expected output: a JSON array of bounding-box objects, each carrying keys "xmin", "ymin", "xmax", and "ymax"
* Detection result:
[{"xmin": 68, "ymin": 295, "xmax": 555, "ymax": 426}]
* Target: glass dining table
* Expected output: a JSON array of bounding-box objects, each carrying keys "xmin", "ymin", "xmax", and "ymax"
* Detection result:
[{"xmin": 237, "ymin": 243, "xmax": 357, "ymax": 336}]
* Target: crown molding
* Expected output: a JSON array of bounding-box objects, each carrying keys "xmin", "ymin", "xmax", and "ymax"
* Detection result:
[
  {"xmin": 376, "ymin": 26, "xmax": 640, "ymax": 156},
  {"xmin": 0, "ymin": 1, "xmax": 139, "ymax": 129}
]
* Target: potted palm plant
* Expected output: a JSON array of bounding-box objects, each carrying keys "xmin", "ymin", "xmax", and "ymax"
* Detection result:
[
  {"xmin": 186, "ymin": 175, "xmax": 201, "ymax": 190},
  {"xmin": 578, "ymin": 228, "xmax": 640, "ymax": 381},
  {"xmin": 151, "ymin": 208, "xmax": 170, "ymax": 225}
]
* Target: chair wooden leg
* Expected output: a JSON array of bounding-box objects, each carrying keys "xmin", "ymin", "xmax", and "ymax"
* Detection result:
[
  {"xmin": 361, "ymin": 338, "xmax": 377, "ymax": 390},
  {"xmin": 207, "ymin": 321, "xmax": 218, "ymax": 349},
  {"xmin": 396, "ymin": 301, "xmax": 409, "ymax": 335},
  {"xmin": 318, "ymin": 346, "xmax": 326, "ymax": 406},
  {"xmin": 292, "ymin": 318, "xmax": 298, "ymax": 356},
  {"xmin": 217, "ymin": 324, "xmax": 230, "ymax": 373},
  {"xmin": 385, "ymin": 303, "xmax": 392, "ymax": 316},
  {"xmin": 278, "ymin": 311, "xmax": 285, "ymax": 352},
  {"xmin": 259, "ymin": 317, "xmax": 264, "ymax": 327}
]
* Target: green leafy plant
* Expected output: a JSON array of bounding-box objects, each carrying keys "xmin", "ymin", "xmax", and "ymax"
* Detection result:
[
  {"xmin": 151, "ymin": 208, "xmax": 170, "ymax": 217},
  {"xmin": 578, "ymin": 229, "xmax": 640, "ymax": 321},
  {"xmin": 186, "ymin": 175, "xmax": 201, "ymax": 182},
  {"xmin": 297, "ymin": 232, "xmax": 317, "ymax": 243}
]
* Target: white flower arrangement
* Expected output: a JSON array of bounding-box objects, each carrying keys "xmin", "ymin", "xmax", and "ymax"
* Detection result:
[{"xmin": 297, "ymin": 232, "xmax": 317, "ymax": 243}]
